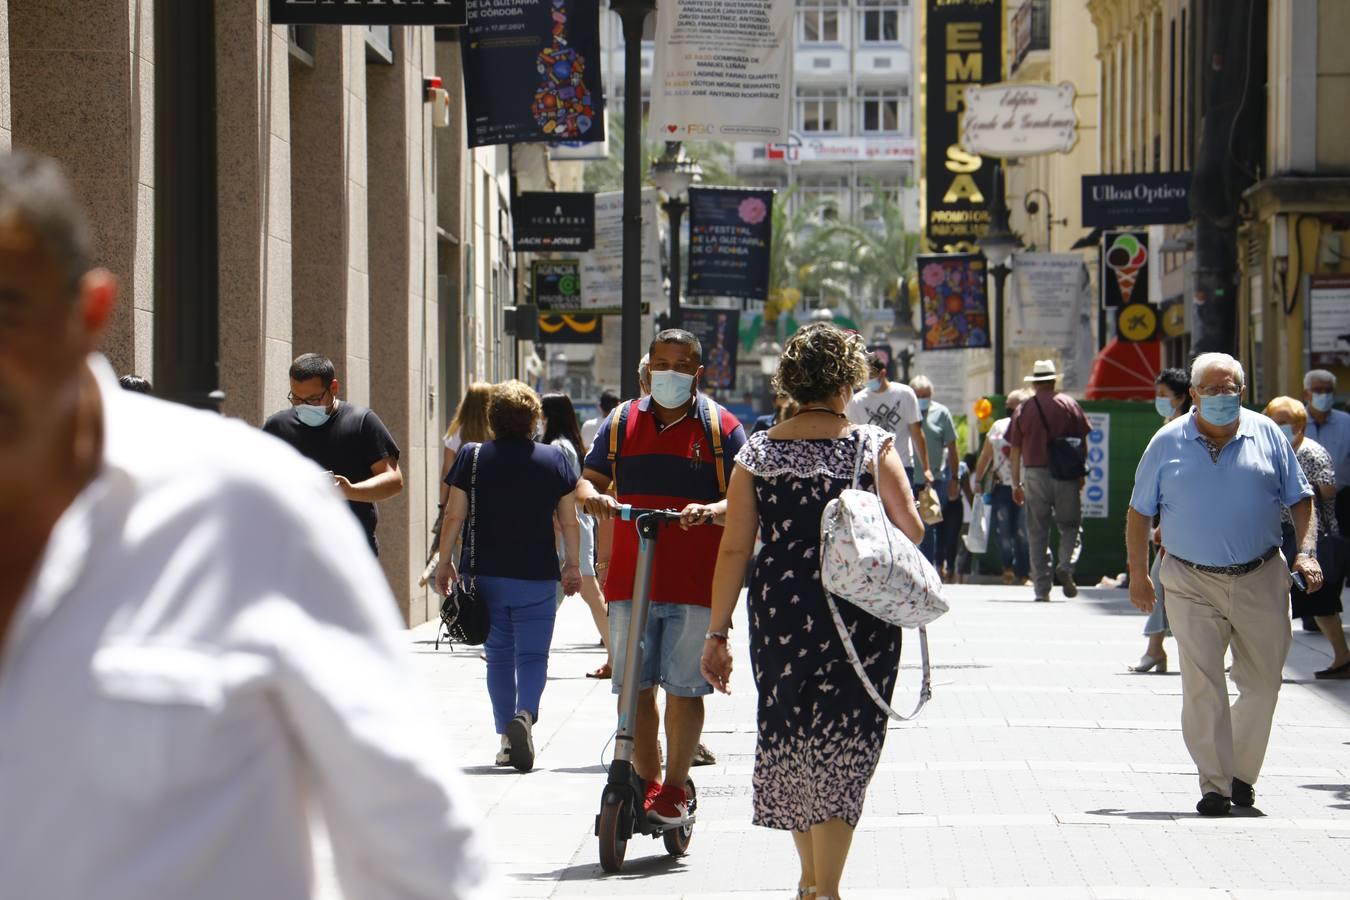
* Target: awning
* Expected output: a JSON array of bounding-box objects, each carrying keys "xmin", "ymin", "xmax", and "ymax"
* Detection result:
[{"xmin": 1085, "ymin": 338, "xmax": 1161, "ymax": 400}]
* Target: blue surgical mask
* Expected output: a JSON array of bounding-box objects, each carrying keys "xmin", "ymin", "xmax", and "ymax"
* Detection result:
[
  {"xmin": 867, "ymin": 378, "xmax": 883, "ymax": 393},
  {"xmin": 918, "ymin": 398, "xmax": 931, "ymax": 414},
  {"xmin": 1311, "ymin": 392, "xmax": 1335, "ymax": 413},
  {"xmin": 649, "ymin": 370, "xmax": 695, "ymax": 410},
  {"xmin": 1279, "ymin": 423, "xmax": 1296, "ymax": 443},
  {"xmin": 1155, "ymin": 396, "xmax": 1174, "ymax": 419},
  {"xmin": 296, "ymin": 404, "xmax": 333, "ymax": 427},
  {"xmin": 1198, "ymin": 394, "xmax": 1241, "ymax": 427}
]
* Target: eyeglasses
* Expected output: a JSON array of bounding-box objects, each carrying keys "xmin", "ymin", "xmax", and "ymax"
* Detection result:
[
  {"xmin": 287, "ymin": 387, "xmax": 331, "ymax": 405},
  {"xmin": 1195, "ymin": 386, "xmax": 1241, "ymax": 398}
]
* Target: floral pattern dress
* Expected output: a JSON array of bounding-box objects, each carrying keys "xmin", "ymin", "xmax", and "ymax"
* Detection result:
[{"xmin": 735, "ymin": 425, "xmax": 902, "ymax": 831}]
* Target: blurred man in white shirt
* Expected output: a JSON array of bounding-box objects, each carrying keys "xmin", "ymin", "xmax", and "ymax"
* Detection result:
[
  {"xmin": 0, "ymin": 151, "xmax": 490, "ymax": 899},
  {"xmin": 846, "ymin": 351, "xmax": 932, "ymax": 485}
]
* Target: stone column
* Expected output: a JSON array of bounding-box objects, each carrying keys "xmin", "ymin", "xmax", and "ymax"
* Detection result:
[{"xmin": 0, "ymin": 1, "xmax": 11, "ymax": 152}]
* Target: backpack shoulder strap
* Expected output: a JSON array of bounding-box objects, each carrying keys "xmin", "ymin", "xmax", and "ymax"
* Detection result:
[
  {"xmin": 700, "ymin": 396, "xmax": 728, "ymax": 496},
  {"xmin": 607, "ymin": 400, "xmax": 634, "ymax": 493}
]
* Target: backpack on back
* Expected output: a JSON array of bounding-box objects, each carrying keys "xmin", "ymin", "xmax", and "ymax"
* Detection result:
[{"xmin": 606, "ymin": 396, "xmax": 729, "ymax": 496}]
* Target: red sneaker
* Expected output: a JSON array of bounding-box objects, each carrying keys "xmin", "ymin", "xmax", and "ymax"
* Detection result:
[
  {"xmin": 641, "ymin": 780, "xmax": 662, "ymax": 812},
  {"xmin": 646, "ymin": 784, "xmax": 692, "ymax": 827}
]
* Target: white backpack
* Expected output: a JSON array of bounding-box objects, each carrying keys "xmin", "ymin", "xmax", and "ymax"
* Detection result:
[{"xmin": 819, "ymin": 429, "xmax": 949, "ymax": 720}]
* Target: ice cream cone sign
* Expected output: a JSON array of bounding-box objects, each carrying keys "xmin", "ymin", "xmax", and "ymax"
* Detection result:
[{"xmin": 1106, "ymin": 233, "xmax": 1148, "ymax": 304}]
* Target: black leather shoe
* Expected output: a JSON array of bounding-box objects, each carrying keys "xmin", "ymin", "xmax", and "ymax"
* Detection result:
[
  {"xmin": 1232, "ymin": 778, "xmax": 1255, "ymax": 807},
  {"xmin": 1196, "ymin": 792, "xmax": 1231, "ymax": 817}
]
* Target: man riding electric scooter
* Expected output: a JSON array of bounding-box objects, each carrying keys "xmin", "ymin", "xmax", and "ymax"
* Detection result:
[{"xmin": 577, "ymin": 330, "xmax": 746, "ymax": 831}]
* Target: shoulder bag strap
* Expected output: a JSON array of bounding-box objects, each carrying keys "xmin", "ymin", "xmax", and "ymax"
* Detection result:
[
  {"xmin": 825, "ymin": 592, "xmax": 932, "ymax": 722},
  {"xmin": 702, "ymin": 397, "xmax": 728, "ymax": 496},
  {"xmin": 850, "ymin": 427, "xmax": 868, "ymax": 490},
  {"xmin": 1031, "ymin": 393, "xmax": 1054, "ymax": 437},
  {"xmin": 467, "ymin": 445, "xmax": 480, "ymax": 586}
]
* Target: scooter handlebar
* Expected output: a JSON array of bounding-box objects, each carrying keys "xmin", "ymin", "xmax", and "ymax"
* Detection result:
[{"xmin": 617, "ymin": 505, "xmax": 686, "ymax": 522}]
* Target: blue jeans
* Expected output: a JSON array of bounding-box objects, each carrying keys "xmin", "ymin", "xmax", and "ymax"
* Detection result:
[
  {"xmin": 608, "ymin": 600, "xmax": 713, "ymax": 697},
  {"xmin": 478, "ymin": 575, "xmax": 558, "ymax": 734},
  {"xmin": 919, "ymin": 476, "xmax": 948, "ymax": 563},
  {"xmin": 990, "ymin": 484, "xmax": 1029, "ymax": 578}
]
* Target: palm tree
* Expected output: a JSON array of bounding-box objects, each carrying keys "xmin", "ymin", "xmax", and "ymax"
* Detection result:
[{"xmin": 812, "ymin": 179, "xmax": 920, "ymax": 321}]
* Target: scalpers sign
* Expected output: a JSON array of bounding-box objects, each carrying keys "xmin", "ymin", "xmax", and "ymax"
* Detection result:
[
  {"xmin": 269, "ymin": 0, "xmax": 466, "ymax": 25},
  {"xmin": 961, "ymin": 83, "xmax": 1078, "ymax": 157},
  {"xmin": 923, "ymin": 0, "xmax": 1004, "ymax": 254}
]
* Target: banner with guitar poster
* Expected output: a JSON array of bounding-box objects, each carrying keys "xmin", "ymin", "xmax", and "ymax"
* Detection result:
[
  {"xmin": 681, "ymin": 308, "xmax": 740, "ymax": 389},
  {"xmin": 647, "ymin": 0, "xmax": 792, "ymax": 143},
  {"xmin": 461, "ymin": 0, "xmax": 604, "ymax": 148}
]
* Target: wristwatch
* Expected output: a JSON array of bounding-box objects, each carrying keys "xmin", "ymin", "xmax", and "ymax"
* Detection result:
[{"xmin": 704, "ymin": 630, "xmax": 729, "ymax": 642}]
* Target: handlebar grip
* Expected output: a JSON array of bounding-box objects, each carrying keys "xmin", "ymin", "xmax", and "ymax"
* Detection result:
[{"xmin": 618, "ymin": 504, "xmax": 635, "ymax": 521}]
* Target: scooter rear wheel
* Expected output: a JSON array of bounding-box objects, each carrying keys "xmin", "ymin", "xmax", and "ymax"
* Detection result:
[
  {"xmin": 662, "ymin": 779, "xmax": 697, "ymax": 857},
  {"xmin": 597, "ymin": 796, "xmax": 628, "ymax": 872}
]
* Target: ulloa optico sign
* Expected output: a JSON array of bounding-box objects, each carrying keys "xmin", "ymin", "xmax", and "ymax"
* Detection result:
[{"xmin": 1081, "ymin": 173, "xmax": 1191, "ymax": 227}]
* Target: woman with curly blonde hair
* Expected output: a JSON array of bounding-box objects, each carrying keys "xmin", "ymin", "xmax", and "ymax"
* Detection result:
[{"xmin": 701, "ymin": 323, "xmax": 924, "ymax": 900}]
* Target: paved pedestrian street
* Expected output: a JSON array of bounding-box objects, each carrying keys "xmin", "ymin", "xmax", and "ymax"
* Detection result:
[{"xmin": 328, "ymin": 584, "xmax": 1350, "ymax": 899}]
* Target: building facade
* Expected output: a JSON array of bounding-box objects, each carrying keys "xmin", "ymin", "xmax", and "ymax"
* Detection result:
[{"xmin": 0, "ymin": 1, "xmax": 564, "ymax": 626}]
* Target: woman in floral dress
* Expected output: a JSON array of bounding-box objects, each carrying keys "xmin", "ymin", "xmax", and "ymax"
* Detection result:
[{"xmin": 701, "ymin": 324, "xmax": 925, "ymax": 900}]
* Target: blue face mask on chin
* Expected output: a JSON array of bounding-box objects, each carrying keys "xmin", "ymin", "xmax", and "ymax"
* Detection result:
[
  {"xmin": 649, "ymin": 370, "xmax": 696, "ymax": 410},
  {"xmin": 1198, "ymin": 394, "xmax": 1241, "ymax": 427},
  {"xmin": 296, "ymin": 403, "xmax": 333, "ymax": 427}
]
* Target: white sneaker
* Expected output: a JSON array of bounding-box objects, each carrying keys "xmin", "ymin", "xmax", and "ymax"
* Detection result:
[
  {"xmin": 506, "ymin": 712, "xmax": 535, "ymax": 772},
  {"xmin": 494, "ymin": 747, "xmax": 511, "ymax": 766}
]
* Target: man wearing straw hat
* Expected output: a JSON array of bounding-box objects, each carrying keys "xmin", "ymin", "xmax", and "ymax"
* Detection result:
[{"xmin": 1008, "ymin": 359, "xmax": 1092, "ymax": 602}]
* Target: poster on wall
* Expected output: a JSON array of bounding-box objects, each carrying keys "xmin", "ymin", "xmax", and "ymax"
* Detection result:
[
  {"xmin": 682, "ymin": 308, "xmax": 741, "ymax": 389},
  {"xmin": 917, "ymin": 253, "xmax": 990, "ymax": 351},
  {"xmin": 687, "ymin": 188, "xmax": 774, "ymax": 301},
  {"xmin": 1008, "ymin": 253, "xmax": 1088, "ymax": 350},
  {"xmin": 461, "ymin": 0, "xmax": 604, "ymax": 148},
  {"xmin": 531, "ymin": 259, "xmax": 581, "ymax": 311},
  {"xmin": 922, "ymin": 0, "xmax": 1004, "ymax": 253},
  {"xmin": 1100, "ymin": 230, "xmax": 1150, "ymax": 308},
  {"xmin": 1082, "ymin": 413, "xmax": 1110, "ymax": 518},
  {"xmin": 538, "ymin": 313, "xmax": 603, "ymax": 344},
  {"xmin": 512, "ymin": 192, "xmax": 595, "ymax": 251},
  {"xmin": 648, "ymin": 0, "xmax": 792, "ymax": 143},
  {"xmin": 1308, "ymin": 275, "xmax": 1350, "ymax": 367},
  {"xmin": 578, "ymin": 190, "xmax": 662, "ymax": 314}
]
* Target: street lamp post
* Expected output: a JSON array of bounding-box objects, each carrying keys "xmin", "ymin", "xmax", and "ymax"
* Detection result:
[
  {"xmin": 612, "ymin": 0, "xmax": 656, "ymax": 401},
  {"xmin": 977, "ymin": 163, "xmax": 1022, "ymax": 396},
  {"xmin": 649, "ymin": 142, "xmax": 702, "ymax": 330}
]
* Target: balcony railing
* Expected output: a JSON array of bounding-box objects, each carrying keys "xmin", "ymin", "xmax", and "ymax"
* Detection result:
[{"xmin": 1011, "ymin": 0, "xmax": 1051, "ymax": 74}]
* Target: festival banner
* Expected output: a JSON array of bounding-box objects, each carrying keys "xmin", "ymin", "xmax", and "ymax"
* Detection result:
[
  {"xmin": 923, "ymin": 0, "xmax": 1004, "ymax": 253},
  {"xmin": 687, "ymin": 187, "xmax": 774, "ymax": 301},
  {"xmin": 512, "ymin": 192, "xmax": 595, "ymax": 251},
  {"xmin": 1008, "ymin": 253, "xmax": 1090, "ymax": 350},
  {"xmin": 917, "ymin": 253, "xmax": 990, "ymax": 351},
  {"xmin": 537, "ymin": 313, "xmax": 603, "ymax": 344},
  {"xmin": 270, "ymin": 0, "xmax": 465, "ymax": 25},
  {"xmin": 1100, "ymin": 230, "xmax": 1150, "ymax": 308},
  {"xmin": 682, "ymin": 308, "xmax": 740, "ymax": 389},
  {"xmin": 531, "ymin": 259, "xmax": 581, "ymax": 312},
  {"xmin": 648, "ymin": 0, "xmax": 792, "ymax": 143},
  {"xmin": 578, "ymin": 190, "xmax": 662, "ymax": 314},
  {"xmin": 461, "ymin": 0, "xmax": 603, "ymax": 148}
]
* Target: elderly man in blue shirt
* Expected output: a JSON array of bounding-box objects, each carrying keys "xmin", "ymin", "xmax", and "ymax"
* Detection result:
[{"xmin": 1126, "ymin": 353, "xmax": 1321, "ymax": 818}]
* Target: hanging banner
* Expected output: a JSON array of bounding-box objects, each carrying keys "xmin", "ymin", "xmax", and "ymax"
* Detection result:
[
  {"xmin": 682, "ymin": 308, "xmax": 741, "ymax": 389},
  {"xmin": 578, "ymin": 190, "xmax": 662, "ymax": 314},
  {"xmin": 269, "ymin": 0, "xmax": 466, "ymax": 25},
  {"xmin": 549, "ymin": 108, "xmax": 611, "ymax": 159},
  {"xmin": 511, "ymin": 192, "xmax": 595, "ymax": 251},
  {"xmin": 1100, "ymin": 230, "xmax": 1150, "ymax": 308},
  {"xmin": 1082, "ymin": 413, "xmax": 1110, "ymax": 518},
  {"xmin": 918, "ymin": 254, "xmax": 990, "ymax": 351},
  {"xmin": 648, "ymin": 0, "xmax": 792, "ymax": 143},
  {"xmin": 1008, "ymin": 253, "xmax": 1088, "ymax": 350},
  {"xmin": 687, "ymin": 187, "xmax": 774, "ymax": 301},
  {"xmin": 923, "ymin": 0, "xmax": 1004, "ymax": 253},
  {"xmin": 532, "ymin": 259, "xmax": 581, "ymax": 312},
  {"xmin": 461, "ymin": 0, "xmax": 604, "ymax": 148},
  {"xmin": 960, "ymin": 82, "xmax": 1079, "ymax": 157},
  {"xmin": 538, "ymin": 313, "xmax": 603, "ymax": 344}
]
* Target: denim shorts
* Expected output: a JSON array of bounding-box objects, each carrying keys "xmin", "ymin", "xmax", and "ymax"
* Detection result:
[{"xmin": 607, "ymin": 600, "xmax": 713, "ymax": 697}]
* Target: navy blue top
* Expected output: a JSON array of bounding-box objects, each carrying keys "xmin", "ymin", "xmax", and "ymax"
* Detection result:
[{"xmin": 447, "ymin": 438, "xmax": 576, "ymax": 581}]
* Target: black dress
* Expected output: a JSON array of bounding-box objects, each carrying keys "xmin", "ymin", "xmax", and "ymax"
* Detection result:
[{"xmin": 735, "ymin": 426, "xmax": 903, "ymax": 831}]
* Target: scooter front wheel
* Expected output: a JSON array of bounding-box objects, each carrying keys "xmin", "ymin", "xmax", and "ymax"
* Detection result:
[
  {"xmin": 662, "ymin": 779, "xmax": 697, "ymax": 857},
  {"xmin": 597, "ymin": 795, "xmax": 629, "ymax": 872}
]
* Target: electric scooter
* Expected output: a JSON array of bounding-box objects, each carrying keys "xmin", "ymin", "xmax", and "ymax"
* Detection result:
[{"xmin": 594, "ymin": 505, "xmax": 702, "ymax": 873}]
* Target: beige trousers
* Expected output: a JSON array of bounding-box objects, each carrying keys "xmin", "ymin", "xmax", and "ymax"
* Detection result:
[{"xmin": 1159, "ymin": 552, "xmax": 1293, "ymax": 797}]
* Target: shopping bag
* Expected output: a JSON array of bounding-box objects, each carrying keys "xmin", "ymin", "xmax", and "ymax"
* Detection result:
[
  {"xmin": 964, "ymin": 493, "xmax": 991, "ymax": 554},
  {"xmin": 917, "ymin": 484, "xmax": 944, "ymax": 525}
]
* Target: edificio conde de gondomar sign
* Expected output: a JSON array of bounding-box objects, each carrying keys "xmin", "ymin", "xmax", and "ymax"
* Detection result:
[
  {"xmin": 1081, "ymin": 173, "xmax": 1191, "ymax": 228},
  {"xmin": 269, "ymin": 0, "xmax": 466, "ymax": 26}
]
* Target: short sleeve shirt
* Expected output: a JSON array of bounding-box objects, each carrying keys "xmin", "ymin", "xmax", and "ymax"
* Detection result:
[
  {"xmin": 448, "ymin": 438, "xmax": 575, "ymax": 581},
  {"xmin": 987, "ymin": 416, "xmax": 1014, "ymax": 485},
  {"xmin": 920, "ymin": 401, "xmax": 959, "ymax": 477},
  {"xmin": 262, "ymin": 401, "xmax": 400, "ymax": 547},
  {"xmin": 845, "ymin": 383, "xmax": 922, "ymax": 469},
  {"xmin": 1305, "ymin": 408, "xmax": 1350, "ymax": 489},
  {"xmin": 1129, "ymin": 409, "xmax": 1313, "ymax": 566},
  {"xmin": 1008, "ymin": 392, "xmax": 1091, "ymax": 468},
  {"xmin": 583, "ymin": 395, "xmax": 747, "ymax": 606}
]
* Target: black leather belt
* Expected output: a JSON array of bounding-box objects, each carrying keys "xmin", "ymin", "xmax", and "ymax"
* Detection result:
[{"xmin": 1171, "ymin": 546, "xmax": 1278, "ymax": 577}]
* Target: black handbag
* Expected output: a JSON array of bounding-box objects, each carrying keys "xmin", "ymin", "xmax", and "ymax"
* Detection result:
[
  {"xmin": 1031, "ymin": 395, "xmax": 1088, "ymax": 481},
  {"xmin": 437, "ymin": 445, "xmax": 490, "ymax": 648}
]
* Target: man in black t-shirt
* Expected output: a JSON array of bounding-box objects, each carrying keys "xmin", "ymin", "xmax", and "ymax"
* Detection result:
[{"xmin": 263, "ymin": 354, "xmax": 403, "ymax": 555}]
